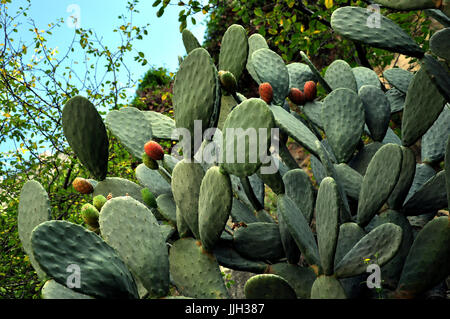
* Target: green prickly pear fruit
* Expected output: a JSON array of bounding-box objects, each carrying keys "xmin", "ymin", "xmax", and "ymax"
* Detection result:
[
  {"xmin": 93, "ymin": 195, "xmax": 107, "ymax": 211},
  {"xmin": 259, "ymin": 82, "xmax": 273, "ymax": 104},
  {"xmin": 218, "ymin": 70, "xmax": 237, "ymax": 94},
  {"xmin": 144, "ymin": 140, "xmax": 164, "ymax": 161},
  {"xmin": 142, "ymin": 152, "xmax": 159, "ymax": 170},
  {"xmin": 304, "ymin": 81, "xmax": 317, "ymax": 102},
  {"xmin": 81, "ymin": 203, "xmax": 100, "ymax": 227},
  {"xmin": 141, "ymin": 188, "xmax": 157, "ymax": 208},
  {"xmin": 72, "ymin": 177, "xmax": 94, "ymax": 194},
  {"xmin": 288, "ymin": 88, "xmax": 306, "ymax": 105}
]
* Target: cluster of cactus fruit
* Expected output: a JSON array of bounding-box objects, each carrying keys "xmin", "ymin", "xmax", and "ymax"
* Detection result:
[{"xmin": 17, "ymin": 2, "xmax": 450, "ymax": 299}]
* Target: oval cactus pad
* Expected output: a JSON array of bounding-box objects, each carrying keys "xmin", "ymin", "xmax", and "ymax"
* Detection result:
[
  {"xmin": 31, "ymin": 220, "xmax": 138, "ymax": 299},
  {"xmin": 62, "ymin": 96, "xmax": 109, "ymax": 180}
]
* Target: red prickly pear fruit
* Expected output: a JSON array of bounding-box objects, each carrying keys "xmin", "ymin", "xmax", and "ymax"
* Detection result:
[
  {"xmin": 288, "ymin": 88, "xmax": 306, "ymax": 105},
  {"xmin": 72, "ymin": 177, "xmax": 94, "ymax": 194},
  {"xmin": 259, "ymin": 82, "xmax": 273, "ymax": 104},
  {"xmin": 304, "ymin": 81, "xmax": 317, "ymax": 102},
  {"xmin": 144, "ymin": 140, "xmax": 164, "ymax": 161}
]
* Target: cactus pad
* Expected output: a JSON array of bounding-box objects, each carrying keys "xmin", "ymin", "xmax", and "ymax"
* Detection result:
[
  {"xmin": 334, "ymin": 223, "xmax": 402, "ymax": 278},
  {"xmin": 135, "ymin": 163, "xmax": 172, "ymax": 196},
  {"xmin": 315, "ymin": 177, "xmax": 341, "ymax": 275},
  {"xmin": 331, "ymin": 6, "xmax": 424, "ymax": 58},
  {"xmin": 31, "ymin": 220, "xmax": 138, "ymax": 299},
  {"xmin": 41, "ymin": 280, "xmax": 93, "ymax": 299},
  {"xmin": 18, "ymin": 180, "xmax": 51, "ymax": 280},
  {"xmin": 429, "ymin": 27, "xmax": 450, "ymax": 60},
  {"xmin": 244, "ymin": 274, "xmax": 297, "ymax": 299},
  {"xmin": 383, "ymin": 68, "xmax": 413, "ymax": 94},
  {"xmin": 169, "ymin": 238, "xmax": 229, "ymax": 299},
  {"xmin": 252, "ymin": 48, "xmax": 289, "ymax": 105},
  {"xmin": 421, "ymin": 105, "xmax": 450, "ymax": 163},
  {"xmin": 219, "ymin": 24, "xmax": 248, "ymax": 80},
  {"xmin": 352, "ymin": 66, "xmax": 381, "ymax": 91},
  {"xmin": 182, "ymin": 28, "xmax": 201, "ymax": 54},
  {"xmin": 221, "ymin": 98, "xmax": 274, "ymax": 177},
  {"xmin": 141, "ymin": 111, "xmax": 177, "ymax": 140},
  {"xmin": 325, "ymin": 60, "xmax": 358, "ymax": 92},
  {"xmin": 357, "ymin": 143, "xmax": 403, "ymax": 226},
  {"xmin": 93, "ymin": 177, "xmax": 144, "ymax": 204},
  {"xmin": 387, "ymin": 147, "xmax": 416, "ymax": 210},
  {"xmin": 99, "ymin": 197, "xmax": 169, "ymax": 297},
  {"xmin": 321, "ymin": 88, "xmax": 365, "ymax": 163},
  {"xmin": 311, "ymin": 276, "xmax": 347, "ymax": 299},
  {"xmin": 198, "ymin": 166, "xmax": 232, "ymax": 251},
  {"xmin": 62, "ymin": 96, "xmax": 109, "ymax": 180},
  {"xmin": 246, "ymin": 33, "xmax": 269, "ymax": 84},
  {"xmin": 282, "ymin": 168, "xmax": 315, "ymax": 223}
]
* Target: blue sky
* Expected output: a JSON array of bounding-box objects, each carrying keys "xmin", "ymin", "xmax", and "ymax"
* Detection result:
[{"xmin": 0, "ymin": 0, "xmax": 207, "ymax": 160}]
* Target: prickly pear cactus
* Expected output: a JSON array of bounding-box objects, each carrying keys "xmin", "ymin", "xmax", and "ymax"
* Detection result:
[{"xmin": 17, "ymin": 9, "xmax": 450, "ymax": 300}]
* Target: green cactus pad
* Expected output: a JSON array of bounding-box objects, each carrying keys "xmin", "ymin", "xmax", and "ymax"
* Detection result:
[
  {"xmin": 348, "ymin": 142, "xmax": 383, "ymax": 176},
  {"xmin": 268, "ymin": 263, "xmax": 316, "ymax": 299},
  {"xmin": 334, "ymin": 223, "xmax": 402, "ymax": 278},
  {"xmin": 257, "ymin": 166, "xmax": 285, "ymax": 195},
  {"xmin": 269, "ymin": 104, "xmax": 320, "ymax": 158},
  {"xmin": 383, "ymin": 68, "xmax": 413, "ymax": 94},
  {"xmin": 401, "ymin": 67, "xmax": 446, "ymax": 146},
  {"xmin": 171, "ymin": 159, "xmax": 204, "ymax": 239},
  {"xmin": 199, "ymin": 166, "xmax": 233, "ymax": 252},
  {"xmin": 358, "ymin": 85, "xmax": 391, "ymax": 142},
  {"xmin": 246, "ymin": 33, "xmax": 269, "ymax": 84},
  {"xmin": 357, "ymin": 143, "xmax": 403, "ymax": 227},
  {"xmin": 404, "ymin": 163, "xmax": 436, "ymax": 203},
  {"xmin": 387, "ymin": 147, "xmax": 416, "ymax": 210},
  {"xmin": 334, "ymin": 163, "xmax": 363, "ymax": 200},
  {"xmin": 217, "ymin": 95, "xmax": 237, "ymax": 131},
  {"xmin": 315, "ymin": 141, "xmax": 352, "ymax": 222},
  {"xmin": 321, "ymin": 88, "xmax": 365, "ymax": 163},
  {"xmin": 182, "ymin": 28, "xmax": 201, "ymax": 54},
  {"xmin": 352, "ymin": 66, "xmax": 381, "ymax": 91},
  {"xmin": 331, "ymin": 6, "xmax": 424, "ymax": 58},
  {"xmin": 396, "ymin": 217, "xmax": 450, "ymax": 298},
  {"xmin": 310, "ymin": 154, "xmax": 326, "ymax": 185},
  {"xmin": 430, "ymin": 27, "xmax": 450, "ymax": 60},
  {"xmin": 62, "ymin": 96, "xmax": 109, "ymax": 180},
  {"xmin": 385, "ymin": 88, "xmax": 405, "ymax": 113},
  {"xmin": 169, "ymin": 238, "xmax": 229, "ymax": 299},
  {"xmin": 156, "ymin": 193, "xmax": 177, "ymax": 225},
  {"xmin": 105, "ymin": 107, "xmax": 152, "ymax": 159},
  {"xmin": 233, "ymin": 222, "xmax": 285, "ymax": 262},
  {"xmin": 219, "ymin": 24, "xmax": 248, "ymax": 80},
  {"xmin": 213, "ymin": 242, "xmax": 269, "ymax": 273},
  {"xmin": 282, "ymin": 169, "xmax": 315, "ymax": 223},
  {"xmin": 135, "ymin": 163, "xmax": 171, "ymax": 196},
  {"xmin": 382, "ymin": 128, "xmax": 402, "ymax": 145},
  {"xmin": 244, "ymin": 274, "xmax": 297, "ymax": 299},
  {"xmin": 277, "ymin": 194, "xmax": 320, "ymax": 267},
  {"xmin": 93, "ymin": 177, "xmax": 143, "ymax": 204},
  {"xmin": 173, "ymin": 47, "xmax": 217, "ymax": 155},
  {"xmin": 324, "ymin": 60, "xmax": 358, "ymax": 92},
  {"xmin": 221, "ymin": 98, "xmax": 274, "ymax": 177},
  {"xmin": 421, "ymin": 105, "xmax": 450, "ymax": 163},
  {"xmin": 176, "ymin": 206, "xmax": 192, "ymax": 238},
  {"xmin": 162, "ymin": 154, "xmax": 179, "ymax": 174},
  {"xmin": 230, "ymin": 173, "xmax": 265, "ymax": 212},
  {"xmin": 41, "ymin": 280, "xmax": 93, "ymax": 299},
  {"xmin": 316, "ymin": 177, "xmax": 341, "ymax": 275},
  {"xmin": 278, "ymin": 212, "xmax": 300, "ymax": 264},
  {"xmin": 310, "ymin": 276, "xmax": 347, "ymax": 299},
  {"xmin": 287, "ymin": 62, "xmax": 318, "ymax": 90},
  {"xmin": 99, "ymin": 197, "xmax": 169, "ymax": 297},
  {"xmin": 252, "ymin": 48, "xmax": 289, "ymax": 105},
  {"xmin": 18, "ymin": 180, "xmax": 51, "ymax": 280},
  {"xmin": 302, "ymin": 101, "xmax": 324, "ymax": 129},
  {"xmin": 373, "ymin": 0, "xmax": 442, "ymax": 10},
  {"xmin": 300, "ymin": 51, "xmax": 332, "ymax": 93},
  {"xmin": 425, "ymin": 8, "xmax": 450, "ymax": 27},
  {"xmin": 401, "ymin": 170, "xmax": 446, "ymax": 215},
  {"xmin": 31, "ymin": 220, "xmax": 138, "ymax": 299},
  {"xmin": 230, "ymin": 198, "xmax": 257, "ymax": 224},
  {"xmin": 334, "ymin": 222, "xmax": 366, "ymax": 266},
  {"xmin": 365, "ymin": 210, "xmax": 414, "ymax": 289},
  {"xmin": 141, "ymin": 110, "xmax": 177, "ymax": 140},
  {"xmin": 446, "ymin": 137, "xmax": 450, "ymax": 208}
]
